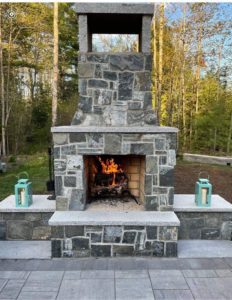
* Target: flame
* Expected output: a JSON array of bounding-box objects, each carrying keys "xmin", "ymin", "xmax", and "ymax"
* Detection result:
[{"xmin": 97, "ymin": 157, "xmax": 123, "ymax": 185}]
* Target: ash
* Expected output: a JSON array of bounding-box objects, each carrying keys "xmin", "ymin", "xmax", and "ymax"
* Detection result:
[{"xmin": 86, "ymin": 197, "xmax": 143, "ymax": 211}]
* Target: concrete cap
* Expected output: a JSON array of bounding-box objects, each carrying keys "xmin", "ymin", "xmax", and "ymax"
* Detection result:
[{"xmin": 75, "ymin": 3, "xmax": 154, "ymax": 15}]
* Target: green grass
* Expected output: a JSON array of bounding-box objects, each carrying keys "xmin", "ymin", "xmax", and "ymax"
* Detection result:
[{"xmin": 0, "ymin": 153, "xmax": 49, "ymax": 201}]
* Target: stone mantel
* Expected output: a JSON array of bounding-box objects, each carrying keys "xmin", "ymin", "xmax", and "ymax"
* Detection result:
[{"xmin": 51, "ymin": 126, "xmax": 179, "ymax": 134}]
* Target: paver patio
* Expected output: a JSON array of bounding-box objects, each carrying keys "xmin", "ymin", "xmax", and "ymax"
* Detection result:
[{"xmin": 0, "ymin": 258, "xmax": 232, "ymax": 299}]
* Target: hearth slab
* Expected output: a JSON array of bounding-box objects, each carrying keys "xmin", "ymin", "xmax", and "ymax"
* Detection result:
[
  {"xmin": 48, "ymin": 211, "xmax": 180, "ymax": 226},
  {"xmin": 174, "ymin": 194, "xmax": 232, "ymax": 212},
  {"xmin": 51, "ymin": 126, "xmax": 178, "ymax": 133},
  {"xmin": 0, "ymin": 195, "xmax": 55, "ymax": 212}
]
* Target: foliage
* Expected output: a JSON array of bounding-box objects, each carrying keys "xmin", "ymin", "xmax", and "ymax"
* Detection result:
[{"xmin": 0, "ymin": 153, "xmax": 49, "ymax": 200}]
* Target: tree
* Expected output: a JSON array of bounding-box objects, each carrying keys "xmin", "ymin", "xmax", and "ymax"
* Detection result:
[{"xmin": 52, "ymin": 2, "xmax": 58, "ymax": 127}]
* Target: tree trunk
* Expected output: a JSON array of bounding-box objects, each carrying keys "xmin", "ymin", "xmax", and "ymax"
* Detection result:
[
  {"xmin": 227, "ymin": 112, "xmax": 232, "ymax": 155},
  {"xmin": 0, "ymin": 5, "xmax": 6, "ymax": 157},
  {"xmin": 157, "ymin": 3, "xmax": 164, "ymax": 124},
  {"xmin": 52, "ymin": 2, "xmax": 58, "ymax": 127},
  {"xmin": 152, "ymin": 4, "xmax": 157, "ymax": 110}
]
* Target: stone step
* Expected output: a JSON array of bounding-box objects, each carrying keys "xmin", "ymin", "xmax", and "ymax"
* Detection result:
[
  {"xmin": 178, "ymin": 240, "xmax": 232, "ymax": 258},
  {"xmin": 0, "ymin": 241, "xmax": 51, "ymax": 259},
  {"xmin": 49, "ymin": 211, "xmax": 180, "ymax": 226}
]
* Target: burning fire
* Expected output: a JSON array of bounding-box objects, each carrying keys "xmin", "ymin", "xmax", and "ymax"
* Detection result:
[{"xmin": 97, "ymin": 157, "xmax": 123, "ymax": 186}]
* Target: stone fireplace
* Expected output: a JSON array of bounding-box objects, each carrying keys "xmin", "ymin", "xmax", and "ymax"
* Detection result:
[{"xmin": 50, "ymin": 3, "xmax": 180, "ymax": 257}]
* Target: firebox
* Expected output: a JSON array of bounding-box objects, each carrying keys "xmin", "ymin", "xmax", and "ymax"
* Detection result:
[{"xmin": 85, "ymin": 155, "xmax": 145, "ymax": 205}]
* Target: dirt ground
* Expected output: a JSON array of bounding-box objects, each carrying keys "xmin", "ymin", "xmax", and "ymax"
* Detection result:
[{"xmin": 174, "ymin": 160, "xmax": 232, "ymax": 203}]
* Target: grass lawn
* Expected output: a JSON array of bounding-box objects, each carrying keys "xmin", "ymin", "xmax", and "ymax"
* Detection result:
[{"xmin": 0, "ymin": 153, "xmax": 49, "ymax": 201}]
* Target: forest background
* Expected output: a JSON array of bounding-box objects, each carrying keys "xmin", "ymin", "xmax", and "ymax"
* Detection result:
[{"xmin": 0, "ymin": 2, "xmax": 232, "ymax": 157}]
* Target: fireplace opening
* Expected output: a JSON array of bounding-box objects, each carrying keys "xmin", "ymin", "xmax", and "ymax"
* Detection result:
[{"xmin": 84, "ymin": 155, "xmax": 145, "ymax": 210}]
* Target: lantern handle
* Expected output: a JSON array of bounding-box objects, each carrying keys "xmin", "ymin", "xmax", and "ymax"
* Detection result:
[
  {"xmin": 16, "ymin": 171, "xmax": 29, "ymax": 180},
  {"xmin": 198, "ymin": 171, "xmax": 209, "ymax": 180}
]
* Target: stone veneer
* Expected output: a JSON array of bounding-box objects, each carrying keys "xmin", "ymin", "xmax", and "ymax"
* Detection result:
[
  {"xmin": 53, "ymin": 129, "xmax": 177, "ymax": 211},
  {"xmin": 176, "ymin": 212, "xmax": 232, "ymax": 240},
  {"xmin": 72, "ymin": 53, "xmax": 156, "ymax": 127},
  {"xmin": 0, "ymin": 212, "xmax": 53, "ymax": 240},
  {"xmin": 51, "ymin": 225, "xmax": 178, "ymax": 258}
]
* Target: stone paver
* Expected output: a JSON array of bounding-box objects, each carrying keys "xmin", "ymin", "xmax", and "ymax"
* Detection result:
[
  {"xmin": 57, "ymin": 279, "xmax": 115, "ymax": 300},
  {"xmin": 186, "ymin": 277, "xmax": 232, "ymax": 299},
  {"xmin": 115, "ymin": 278, "xmax": 154, "ymax": 300},
  {"xmin": 182, "ymin": 269, "xmax": 217, "ymax": 278},
  {"xmin": 149, "ymin": 271, "xmax": 189, "ymax": 290},
  {"xmin": 0, "ymin": 271, "xmax": 29, "ymax": 280},
  {"xmin": 0, "ymin": 280, "xmax": 25, "ymax": 299},
  {"xmin": 17, "ymin": 291, "xmax": 57, "ymax": 300},
  {"xmin": 154, "ymin": 289, "xmax": 194, "ymax": 300},
  {"xmin": 115, "ymin": 270, "xmax": 148, "ymax": 278},
  {"xmin": 0, "ymin": 258, "xmax": 231, "ymax": 299}
]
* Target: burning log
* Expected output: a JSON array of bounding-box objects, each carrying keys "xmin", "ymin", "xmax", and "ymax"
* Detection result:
[{"xmin": 89, "ymin": 156, "xmax": 138, "ymax": 204}]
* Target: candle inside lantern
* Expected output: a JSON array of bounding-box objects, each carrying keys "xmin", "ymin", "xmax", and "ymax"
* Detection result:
[
  {"xmin": 201, "ymin": 188, "xmax": 208, "ymax": 205},
  {"xmin": 20, "ymin": 188, "xmax": 26, "ymax": 206}
]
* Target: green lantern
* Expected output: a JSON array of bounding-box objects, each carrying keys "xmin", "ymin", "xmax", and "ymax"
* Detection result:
[
  {"xmin": 195, "ymin": 173, "xmax": 212, "ymax": 207},
  {"xmin": 15, "ymin": 173, "xmax": 33, "ymax": 207}
]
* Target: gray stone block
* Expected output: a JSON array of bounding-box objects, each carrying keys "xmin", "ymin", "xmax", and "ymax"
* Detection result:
[
  {"xmin": 131, "ymin": 143, "xmax": 154, "ymax": 155},
  {"xmin": 145, "ymin": 175, "xmax": 152, "ymax": 195},
  {"xmin": 7, "ymin": 221, "xmax": 33, "ymax": 240},
  {"xmin": 79, "ymin": 79, "xmax": 87, "ymax": 95},
  {"xmin": 104, "ymin": 134, "xmax": 122, "ymax": 154},
  {"xmin": 32, "ymin": 226, "xmax": 51, "ymax": 240},
  {"xmin": 87, "ymin": 54, "xmax": 109, "ymax": 63},
  {"xmin": 122, "ymin": 231, "xmax": 136, "ymax": 244},
  {"xmin": 118, "ymin": 72, "xmax": 134, "ymax": 100},
  {"xmin": 61, "ymin": 145, "xmax": 76, "ymax": 155},
  {"xmin": 146, "ymin": 226, "xmax": 157, "ymax": 240},
  {"xmin": 56, "ymin": 196, "xmax": 69, "ymax": 211},
  {"xmin": 103, "ymin": 226, "xmax": 122, "ymax": 243},
  {"xmin": 160, "ymin": 167, "xmax": 174, "ymax": 187},
  {"xmin": 88, "ymin": 133, "xmax": 104, "ymax": 148},
  {"xmin": 88, "ymin": 79, "xmax": 108, "ymax": 89},
  {"xmin": 51, "ymin": 226, "xmax": 64, "ymax": 238},
  {"xmin": 152, "ymin": 241, "xmax": 164, "ymax": 256},
  {"xmin": 53, "ymin": 147, "xmax": 60, "ymax": 159},
  {"xmin": 165, "ymin": 242, "xmax": 178, "ymax": 257},
  {"xmin": 91, "ymin": 232, "xmax": 102, "ymax": 243},
  {"xmin": 55, "ymin": 176, "xmax": 63, "ymax": 196},
  {"xmin": 146, "ymin": 156, "xmax": 158, "ymax": 174},
  {"xmin": 124, "ymin": 226, "xmax": 145, "ymax": 230},
  {"xmin": 142, "ymin": 16, "xmax": 152, "ymax": 53},
  {"xmin": 69, "ymin": 190, "xmax": 85, "ymax": 211},
  {"xmin": 64, "ymin": 176, "xmax": 76, "ymax": 187},
  {"xmin": 72, "ymin": 237, "xmax": 89, "ymax": 250},
  {"xmin": 110, "ymin": 54, "xmax": 144, "ymax": 71},
  {"xmin": 144, "ymin": 110, "xmax": 157, "ymax": 125},
  {"xmin": 95, "ymin": 64, "xmax": 102, "ymax": 78},
  {"xmin": 145, "ymin": 55, "xmax": 152, "ymax": 71},
  {"xmin": 53, "ymin": 133, "xmax": 68, "ymax": 145},
  {"xmin": 0, "ymin": 222, "xmax": 6, "ymax": 240},
  {"xmin": 79, "ymin": 96, "xmax": 93, "ymax": 113},
  {"xmin": 91, "ymin": 244, "xmax": 111, "ymax": 257},
  {"xmin": 134, "ymin": 72, "xmax": 151, "ymax": 91},
  {"xmin": 103, "ymin": 71, "xmax": 117, "ymax": 81},
  {"xmin": 51, "ymin": 240, "xmax": 62, "ymax": 257},
  {"xmin": 155, "ymin": 138, "xmax": 166, "ymax": 150},
  {"xmin": 159, "ymin": 227, "xmax": 178, "ymax": 241},
  {"xmin": 144, "ymin": 92, "xmax": 152, "ymax": 109},
  {"xmin": 113, "ymin": 245, "xmax": 134, "ymax": 256},
  {"xmin": 78, "ymin": 15, "xmax": 88, "ymax": 52},
  {"xmin": 69, "ymin": 133, "xmax": 86, "ymax": 143},
  {"xmin": 78, "ymin": 63, "xmax": 95, "ymax": 78},
  {"xmin": 65, "ymin": 226, "xmax": 84, "ymax": 238},
  {"xmin": 145, "ymin": 196, "xmax": 159, "ymax": 211},
  {"xmin": 128, "ymin": 101, "xmax": 142, "ymax": 110},
  {"xmin": 54, "ymin": 160, "xmax": 66, "ymax": 173},
  {"xmin": 94, "ymin": 90, "xmax": 112, "ymax": 105},
  {"xmin": 127, "ymin": 111, "xmax": 144, "ymax": 125}
]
